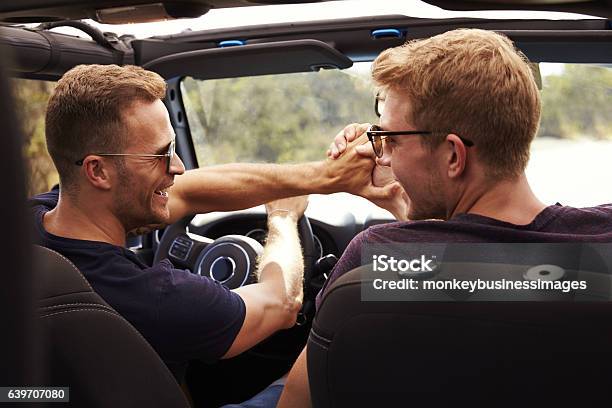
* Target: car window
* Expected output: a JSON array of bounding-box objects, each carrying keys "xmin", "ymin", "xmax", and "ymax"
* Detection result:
[
  {"xmin": 182, "ymin": 62, "xmax": 612, "ymax": 214},
  {"xmin": 13, "ymin": 78, "xmax": 58, "ymax": 196},
  {"xmin": 15, "ymin": 63, "xmax": 611, "ymax": 211},
  {"xmin": 182, "ymin": 63, "xmax": 378, "ymax": 165},
  {"xmin": 528, "ymin": 63, "xmax": 611, "ymax": 207}
]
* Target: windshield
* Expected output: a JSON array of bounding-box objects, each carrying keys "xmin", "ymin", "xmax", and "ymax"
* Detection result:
[{"xmin": 182, "ymin": 62, "xmax": 612, "ymax": 220}]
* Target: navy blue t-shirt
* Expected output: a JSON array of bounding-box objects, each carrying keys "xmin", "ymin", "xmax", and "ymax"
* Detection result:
[
  {"xmin": 317, "ymin": 203, "xmax": 612, "ymax": 309},
  {"xmin": 31, "ymin": 188, "xmax": 246, "ymax": 380}
]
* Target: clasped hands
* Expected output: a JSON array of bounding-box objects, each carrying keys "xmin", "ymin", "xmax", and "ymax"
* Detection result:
[{"xmin": 326, "ymin": 123, "xmax": 410, "ymax": 221}]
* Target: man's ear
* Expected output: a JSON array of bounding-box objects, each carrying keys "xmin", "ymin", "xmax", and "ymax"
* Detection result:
[
  {"xmin": 445, "ymin": 134, "xmax": 467, "ymax": 179},
  {"xmin": 82, "ymin": 157, "xmax": 113, "ymax": 190}
]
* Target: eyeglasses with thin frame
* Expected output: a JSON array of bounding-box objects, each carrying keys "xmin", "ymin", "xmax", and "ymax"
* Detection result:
[
  {"xmin": 366, "ymin": 124, "xmax": 474, "ymax": 158},
  {"xmin": 75, "ymin": 140, "xmax": 176, "ymax": 174}
]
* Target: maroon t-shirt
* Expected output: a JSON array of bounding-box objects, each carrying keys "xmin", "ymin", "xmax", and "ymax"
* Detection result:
[{"xmin": 316, "ymin": 203, "xmax": 612, "ymax": 309}]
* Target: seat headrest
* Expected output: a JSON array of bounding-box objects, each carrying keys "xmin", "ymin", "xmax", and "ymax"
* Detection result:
[{"xmin": 33, "ymin": 245, "xmax": 94, "ymax": 300}]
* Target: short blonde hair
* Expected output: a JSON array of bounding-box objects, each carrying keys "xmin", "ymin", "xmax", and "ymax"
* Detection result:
[
  {"xmin": 372, "ymin": 29, "xmax": 541, "ymax": 179},
  {"xmin": 46, "ymin": 64, "xmax": 166, "ymax": 191}
]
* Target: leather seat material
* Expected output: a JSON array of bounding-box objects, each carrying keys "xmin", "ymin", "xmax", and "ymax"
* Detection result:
[
  {"xmin": 34, "ymin": 245, "xmax": 190, "ymax": 408},
  {"xmin": 309, "ymin": 263, "xmax": 612, "ymax": 407},
  {"xmin": 38, "ymin": 292, "xmax": 110, "ymax": 309},
  {"xmin": 34, "ymin": 245, "xmax": 99, "ymax": 300}
]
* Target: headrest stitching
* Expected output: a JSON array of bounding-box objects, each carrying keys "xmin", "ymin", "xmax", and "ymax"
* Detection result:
[{"xmin": 36, "ymin": 246, "xmax": 94, "ymax": 291}]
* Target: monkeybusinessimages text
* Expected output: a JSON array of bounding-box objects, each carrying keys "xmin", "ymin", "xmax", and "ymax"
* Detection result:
[{"xmin": 371, "ymin": 255, "xmax": 587, "ymax": 294}]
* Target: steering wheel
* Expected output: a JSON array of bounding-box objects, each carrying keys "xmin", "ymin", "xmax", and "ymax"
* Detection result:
[{"xmin": 154, "ymin": 214, "xmax": 317, "ymax": 298}]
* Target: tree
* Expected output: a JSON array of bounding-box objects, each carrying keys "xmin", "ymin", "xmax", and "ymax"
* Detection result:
[
  {"xmin": 14, "ymin": 63, "xmax": 612, "ymax": 196},
  {"xmin": 538, "ymin": 65, "xmax": 612, "ymax": 139},
  {"xmin": 182, "ymin": 68, "xmax": 378, "ymax": 166},
  {"xmin": 11, "ymin": 78, "xmax": 58, "ymax": 196}
]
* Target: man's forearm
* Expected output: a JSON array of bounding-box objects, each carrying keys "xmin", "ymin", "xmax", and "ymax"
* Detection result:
[
  {"xmin": 277, "ymin": 346, "xmax": 311, "ymax": 408},
  {"xmin": 258, "ymin": 212, "xmax": 304, "ymax": 307},
  {"xmin": 169, "ymin": 162, "xmax": 335, "ymax": 221}
]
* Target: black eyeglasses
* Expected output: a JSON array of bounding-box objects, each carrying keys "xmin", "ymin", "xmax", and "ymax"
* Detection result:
[
  {"xmin": 366, "ymin": 124, "xmax": 474, "ymax": 158},
  {"xmin": 75, "ymin": 140, "xmax": 176, "ymax": 174}
]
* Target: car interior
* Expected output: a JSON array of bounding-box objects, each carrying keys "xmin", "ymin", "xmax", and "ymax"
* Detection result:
[{"xmin": 1, "ymin": 0, "xmax": 611, "ymax": 407}]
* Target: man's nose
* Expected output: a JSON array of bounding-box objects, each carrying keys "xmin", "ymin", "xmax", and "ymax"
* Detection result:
[{"xmin": 170, "ymin": 153, "xmax": 185, "ymax": 175}]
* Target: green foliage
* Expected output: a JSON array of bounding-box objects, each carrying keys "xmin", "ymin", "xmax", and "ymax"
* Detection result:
[
  {"xmin": 11, "ymin": 78, "xmax": 58, "ymax": 196},
  {"xmin": 182, "ymin": 68, "xmax": 378, "ymax": 165},
  {"xmin": 14, "ymin": 64, "xmax": 612, "ymax": 196},
  {"xmin": 538, "ymin": 65, "xmax": 612, "ymax": 139},
  {"xmin": 183, "ymin": 64, "xmax": 612, "ymax": 167}
]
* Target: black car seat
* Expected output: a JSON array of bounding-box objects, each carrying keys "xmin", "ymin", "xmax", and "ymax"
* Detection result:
[
  {"xmin": 308, "ymin": 259, "xmax": 612, "ymax": 408},
  {"xmin": 35, "ymin": 245, "xmax": 190, "ymax": 407}
]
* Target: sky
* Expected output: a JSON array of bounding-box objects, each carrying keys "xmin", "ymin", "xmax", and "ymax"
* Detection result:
[{"xmin": 47, "ymin": 0, "xmax": 596, "ymax": 39}]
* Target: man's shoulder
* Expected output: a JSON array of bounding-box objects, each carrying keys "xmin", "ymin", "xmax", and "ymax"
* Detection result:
[
  {"xmin": 362, "ymin": 203, "xmax": 612, "ymax": 242},
  {"xmin": 362, "ymin": 218, "xmax": 472, "ymax": 243},
  {"xmin": 562, "ymin": 203, "xmax": 612, "ymax": 217},
  {"xmin": 545, "ymin": 203, "xmax": 612, "ymax": 235}
]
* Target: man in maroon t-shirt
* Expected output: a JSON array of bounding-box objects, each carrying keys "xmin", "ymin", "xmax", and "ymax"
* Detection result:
[{"xmin": 278, "ymin": 28, "xmax": 612, "ymax": 407}]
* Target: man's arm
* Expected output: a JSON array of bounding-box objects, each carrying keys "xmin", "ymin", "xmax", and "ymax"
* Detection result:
[
  {"xmin": 278, "ymin": 220, "xmax": 371, "ymax": 407},
  {"xmin": 277, "ymin": 346, "xmax": 311, "ymax": 408},
  {"xmin": 221, "ymin": 196, "xmax": 307, "ymax": 358},
  {"xmin": 166, "ymin": 129, "xmax": 397, "ymax": 224}
]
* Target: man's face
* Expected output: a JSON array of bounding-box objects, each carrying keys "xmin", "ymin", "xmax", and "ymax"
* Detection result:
[
  {"xmin": 378, "ymin": 89, "xmax": 447, "ymax": 220},
  {"xmin": 112, "ymin": 99, "xmax": 185, "ymax": 231}
]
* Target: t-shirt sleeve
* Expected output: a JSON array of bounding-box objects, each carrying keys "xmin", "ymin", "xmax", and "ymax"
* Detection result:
[
  {"xmin": 151, "ymin": 259, "xmax": 246, "ymax": 364},
  {"xmin": 315, "ymin": 229, "xmax": 368, "ymax": 310}
]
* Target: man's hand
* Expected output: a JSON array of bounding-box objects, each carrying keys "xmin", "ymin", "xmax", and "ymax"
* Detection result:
[
  {"xmin": 265, "ymin": 195, "xmax": 309, "ymax": 223},
  {"xmin": 327, "ymin": 123, "xmax": 410, "ymax": 221},
  {"xmin": 326, "ymin": 122, "xmax": 371, "ymax": 159},
  {"xmin": 322, "ymin": 125, "xmax": 394, "ymax": 202}
]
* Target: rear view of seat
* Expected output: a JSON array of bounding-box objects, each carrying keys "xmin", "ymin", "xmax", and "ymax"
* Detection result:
[
  {"xmin": 35, "ymin": 245, "xmax": 190, "ymax": 408},
  {"xmin": 308, "ymin": 263, "xmax": 612, "ymax": 408}
]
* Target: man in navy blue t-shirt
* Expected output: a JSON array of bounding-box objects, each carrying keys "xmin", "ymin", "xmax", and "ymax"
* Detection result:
[
  {"xmin": 278, "ymin": 29, "xmax": 612, "ymax": 407},
  {"xmin": 31, "ymin": 63, "xmax": 397, "ymax": 402}
]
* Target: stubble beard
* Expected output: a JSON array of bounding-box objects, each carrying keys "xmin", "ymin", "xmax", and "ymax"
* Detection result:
[
  {"xmin": 406, "ymin": 171, "xmax": 447, "ymax": 221},
  {"xmin": 113, "ymin": 169, "xmax": 166, "ymax": 234}
]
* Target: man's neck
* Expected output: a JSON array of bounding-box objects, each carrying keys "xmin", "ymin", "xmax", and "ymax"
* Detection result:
[
  {"xmin": 450, "ymin": 173, "xmax": 547, "ymax": 225},
  {"xmin": 43, "ymin": 193, "xmax": 127, "ymax": 247}
]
